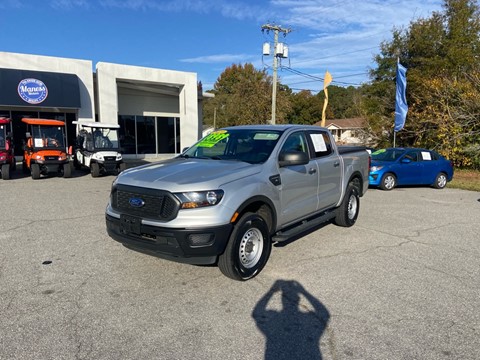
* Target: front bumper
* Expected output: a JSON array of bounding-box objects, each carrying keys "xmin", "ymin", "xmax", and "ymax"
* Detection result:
[
  {"xmin": 369, "ymin": 172, "xmax": 381, "ymax": 186},
  {"xmin": 105, "ymin": 213, "xmax": 233, "ymax": 265},
  {"xmin": 35, "ymin": 160, "xmax": 68, "ymax": 174},
  {"xmin": 96, "ymin": 159, "xmax": 121, "ymax": 173}
]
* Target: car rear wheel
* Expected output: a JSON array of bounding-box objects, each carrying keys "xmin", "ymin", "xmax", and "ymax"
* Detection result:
[
  {"xmin": 1, "ymin": 164, "xmax": 10, "ymax": 180},
  {"xmin": 218, "ymin": 212, "xmax": 271, "ymax": 281},
  {"xmin": 433, "ymin": 172, "xmax": 447, "ymax": 189},
  {"xmin": 380, "ymin": 173, "xmax": 396, "ymax": 190}
]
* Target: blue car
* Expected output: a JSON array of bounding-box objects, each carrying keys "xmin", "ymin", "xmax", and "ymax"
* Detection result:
[{"xmin": 369, "ymin": 148, "xmax": 454, "ymax": 190}]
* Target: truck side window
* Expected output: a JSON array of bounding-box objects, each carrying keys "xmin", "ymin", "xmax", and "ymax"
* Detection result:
[
  {"xmin": 308, "ymin": 131, "xmax": 332, "ymax": 158},
  {"xmin": 281, "ymin": 132, "xmax": 308, "ymax": 154}
]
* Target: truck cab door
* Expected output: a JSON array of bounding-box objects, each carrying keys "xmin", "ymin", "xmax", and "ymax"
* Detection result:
[
  {"xmin": 307, "ymin": 130, "xmax": 342, "ymax": 211},
  {"xmin": 278, "ymin": 131, "xmax": 319, "ymax": 226}
]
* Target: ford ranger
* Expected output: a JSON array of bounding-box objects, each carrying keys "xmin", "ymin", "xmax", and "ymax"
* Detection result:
[{"xmin": 106, "ymin": 125, "xmax": 370, "ymax": 280}]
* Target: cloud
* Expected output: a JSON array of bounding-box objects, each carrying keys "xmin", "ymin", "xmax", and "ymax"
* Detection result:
[
  {"xmin": 50, "ymin": 0, "xmax": 91, "ymax": 9},
  {"xmin": 98, "ymin": 0, "xmax": 268, "ymax": 20},
  {"xmin": 180, "ymin": 53, "xmax": 256, "ymax": 64}
]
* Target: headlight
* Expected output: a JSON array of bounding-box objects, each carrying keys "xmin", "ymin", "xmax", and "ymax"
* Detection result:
[
  {"xmin": 116, "ymin": 154, "xmax": 122, "ymax": 161},
  {"xmin": 175, "ymin": 190, "xmax": 224, "ymax": 209},
  {"xmin": 58, "ymin": 155, "xmax": 67, "ymax": 161},
  {"xmin": 0, "ymin": 155, "xmax": 5, "ymax": 161},
  {"xmin": 35, "ymin": 154, "xmax": 44, "ymax": 161},
  {"xmin": 93, "ymin": 153, "xmax": 104, "ymax": 161},
  {"xmin": 370, "ymin": 166, "xmax": 383, "ymax": 172}
]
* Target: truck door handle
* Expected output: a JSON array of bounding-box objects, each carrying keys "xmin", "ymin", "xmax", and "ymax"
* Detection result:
[
  {"xmin": 334, "ymin": 161, "xmax": 340, "ymax": 167},
  {"xmin": 309, "ymin": 168, "xmax": 317, "ymax": 174}
]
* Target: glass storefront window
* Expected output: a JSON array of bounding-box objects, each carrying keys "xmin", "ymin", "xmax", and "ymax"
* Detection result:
[{"xmin": 118, "ymin": 115, "xmax": 180, "ymax": 156}]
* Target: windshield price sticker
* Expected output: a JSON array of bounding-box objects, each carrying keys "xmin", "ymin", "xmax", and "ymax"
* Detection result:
[{"xmin": 197, "ymin": 131, "xmax": 229, "ymax": 148}]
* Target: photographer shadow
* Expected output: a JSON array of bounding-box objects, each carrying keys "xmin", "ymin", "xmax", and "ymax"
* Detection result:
[{"xmin": 252, "ymin": 280, "xmax": 330, "ymax": 360}]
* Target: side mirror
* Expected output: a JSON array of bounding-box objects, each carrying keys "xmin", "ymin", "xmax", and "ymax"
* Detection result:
[
  {"xmin": 278, "ymin": 151, "xmax": 309, "ymax": 167},
  {"xmin": 401, "ymin": 158, "xmax": 411, "ymax": 164}
]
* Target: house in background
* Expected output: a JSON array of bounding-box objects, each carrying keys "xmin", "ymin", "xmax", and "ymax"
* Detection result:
[{"xmin": 315, "ymin": 117, "xmax": 367, "ymax": 145}]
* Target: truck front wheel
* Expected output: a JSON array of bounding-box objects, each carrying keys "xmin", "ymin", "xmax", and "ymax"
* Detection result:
[
  {"xmin": 1, "ymin": 164, "xmax": 10, "ymax": 180},
  {"xmin": 334, "ymin": 183, "xmax": 360, "ymax": 227},
  {"xmin": 218, "ymin": 212, "xmax": 271, "ymax": 281},
  {"xmin": 91, "ymin": 163, "xmax": 100, "ymax": 177}
]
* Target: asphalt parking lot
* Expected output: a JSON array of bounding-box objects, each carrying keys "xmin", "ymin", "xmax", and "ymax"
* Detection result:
[{"xmin": 1, "ymin": 167, "xmax": 479, "ymax": 360}]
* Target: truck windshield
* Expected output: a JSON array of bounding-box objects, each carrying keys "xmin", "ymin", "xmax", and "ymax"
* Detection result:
[
  {"xmin": 182, "ymin": 129, "xmax": 282, "ymax": 164},
  {"xmin": 31, "ymin": 125, "xmax": 65, "ymax": 149}
]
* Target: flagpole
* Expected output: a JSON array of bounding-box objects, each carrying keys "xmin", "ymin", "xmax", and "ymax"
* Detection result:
[{"xmin": 394, "ymin": 57, "xmax": 398, "ymax": 148}]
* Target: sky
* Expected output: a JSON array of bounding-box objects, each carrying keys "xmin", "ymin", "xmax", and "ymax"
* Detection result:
[{"xmin": 0, "ymin": 0, "xmax": 444, "ymax": 93}]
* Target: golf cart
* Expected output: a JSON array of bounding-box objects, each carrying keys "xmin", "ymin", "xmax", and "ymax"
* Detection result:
[
  {"xmin": 0, "ymin": 117, "xmax": 16, "ymax": 180},
  {"xmin": 22, "ymin": 118, "xmax": 72, "ymax": 179},
  {"xmin": 72, "ymin": 121, "xmax": 125, "ymax": 177}
]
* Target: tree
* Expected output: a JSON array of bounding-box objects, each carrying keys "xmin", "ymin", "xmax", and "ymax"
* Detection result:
[
  {"xmin": 363, "ymin": 0, "xmax": 480, "ymax": 166},
  {"xmin": 203, "ymin": 64, "xmax": 291, "ymax": 128}
]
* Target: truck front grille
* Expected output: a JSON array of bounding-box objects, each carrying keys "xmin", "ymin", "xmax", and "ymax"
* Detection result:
[{"xmin": 111, "ymin": 184, "xmax": 180, "ymax": 221}]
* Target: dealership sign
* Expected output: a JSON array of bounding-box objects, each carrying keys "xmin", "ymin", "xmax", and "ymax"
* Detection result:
[{"xmin": 17, "ymin": 78, "xmax": 48, "ymax": 104}]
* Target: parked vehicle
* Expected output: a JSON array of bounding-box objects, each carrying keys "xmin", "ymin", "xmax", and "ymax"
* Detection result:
[
  {"xmin": 0, "ymin": 117, "xmax": 16, "ymax": 180},
  {"xmin": 369, "ymin": 147, "xmax": 454, "ymax": 190},
  {"xmin": 22, "ymin": 118, "xmax": 71, "ymax": 179},
  {"xmin": 72, "ymin": 121, "xmax": 125, "ymax": 177},
  {"xmin": 105, "ymin": 125, "xmax": 370, "ymax": 281}
]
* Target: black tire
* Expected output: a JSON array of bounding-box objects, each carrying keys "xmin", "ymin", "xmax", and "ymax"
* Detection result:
[
  {"xmin": 1, "ymin": 164, "xmax": 10, "ymax": 180},
  {"xmin": 380, "ymin": 172, "xmax": 396, "ymax": 191},
  {"xmin": 31, "ymin": 164, "xmax": 40, "ymax": 180},
  {"xmin": 433, "ymin": 172, "xmax": 447, "ymax": 189},
  {"xmin": 63, "ymin": 163, "xmax": 72, "ymax": 178},
  {"xmin": 334, "ymin": 182, "xmax": 360, "ymax": 227},
  {"xmin": 118, "ymin": 162, "xmax": 126, "ymax": 174},
  {"xmin": 73, "ymin": 157, "xmax": 81, "ymax": 170},
  {"xmin": 91, "ymin": 162, "xmax": 100, "ymax": 177},
  {"xmin": 218, "ymin": 212, "xmax": 272, "ymax": 281}
]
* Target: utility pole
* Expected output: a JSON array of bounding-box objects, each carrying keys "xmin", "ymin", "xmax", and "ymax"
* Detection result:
[{"xmin": 262, "ymin": 23, "xmax": 291, "ymax": 125}]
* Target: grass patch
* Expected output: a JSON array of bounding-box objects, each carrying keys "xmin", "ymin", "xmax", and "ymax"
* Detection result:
[{"xmin": 448, "ymin": 169, "xmax": 480, "ymax": 192}]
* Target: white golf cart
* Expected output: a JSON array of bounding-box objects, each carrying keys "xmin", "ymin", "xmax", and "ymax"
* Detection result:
[{"xmin": 72, "ymin": 121, "xmax": 126, "ymax": 177}]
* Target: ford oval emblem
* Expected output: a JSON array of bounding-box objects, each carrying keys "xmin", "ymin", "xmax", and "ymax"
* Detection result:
[
  {"xmin": 129, "ymin": 197, "xmax": 145, "ymax": 208},
  {"xmin": 18, "ymin": 78, "xmax": 48, "ymax": 104}
]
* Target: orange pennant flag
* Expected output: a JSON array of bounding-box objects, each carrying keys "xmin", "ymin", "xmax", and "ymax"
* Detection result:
[{"xmin": 321, "ymin": 71, "xmax": 333, "ymax": 127}]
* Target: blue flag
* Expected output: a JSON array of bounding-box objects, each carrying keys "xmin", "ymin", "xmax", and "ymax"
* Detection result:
[{"xmin": 394, "ymin": 62, "xmax": 408, "ymax": 132}]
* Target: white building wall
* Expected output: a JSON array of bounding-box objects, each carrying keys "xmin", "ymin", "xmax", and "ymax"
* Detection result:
[
  {"xmin": 96, "ymin": 62, "xmax": 200, "ymax": 150},
  {"xmin": 0, "ymin": 51, "xmax": 95, "ymax": 121}
]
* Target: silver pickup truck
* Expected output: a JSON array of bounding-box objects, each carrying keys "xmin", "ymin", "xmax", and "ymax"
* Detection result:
[{"xmin": 106, "ymin": 125, "xmax": 370, "ymax": 280}]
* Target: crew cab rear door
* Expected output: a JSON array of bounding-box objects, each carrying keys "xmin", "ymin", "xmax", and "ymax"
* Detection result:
[
  {"xmin": 306, "ymin": 130, "xmax": 342, "ymax": 211},
  {"xmin": 278, "ymin": 131, "xmax": 319, "ymax": 225}
]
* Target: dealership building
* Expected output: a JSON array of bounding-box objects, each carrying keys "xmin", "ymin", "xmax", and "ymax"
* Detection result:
[{"xmin": 0, "ymin": 51, "xmax": 204, "ymax": 159}]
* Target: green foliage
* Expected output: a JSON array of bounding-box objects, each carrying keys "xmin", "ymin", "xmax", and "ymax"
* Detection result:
[
  {"xmin": 202, "ymin": 63, "xmax": 291, "ymax": 128},
  {"xmin": 363, "ymin": 0, "xmax": 480, "ymax": 168}
]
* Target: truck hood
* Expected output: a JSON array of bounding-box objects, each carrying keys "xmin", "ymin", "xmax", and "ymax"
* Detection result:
[{"xmin": 117, "ymin": 157, "xmax": 262, "ymax": 190}]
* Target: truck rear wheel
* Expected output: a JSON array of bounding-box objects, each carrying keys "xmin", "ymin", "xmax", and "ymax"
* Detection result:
[
  {"xmin": 31, "ymin": 164, "xmax": 40, "ymax": 180},
  {"xmin": 91, "ymin": 163, "xmax": 100, "ymax": 177},
  {"xmin": 218, "ymin": 212, "xmax": 271, "ymax": 281},
  {"xmin": 334, "ymin": 182, "xmax": 359, "ymax": 227},
  {"xmin": 1, "ymin": 164, "xmax": 10, "ymax": 180}
]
